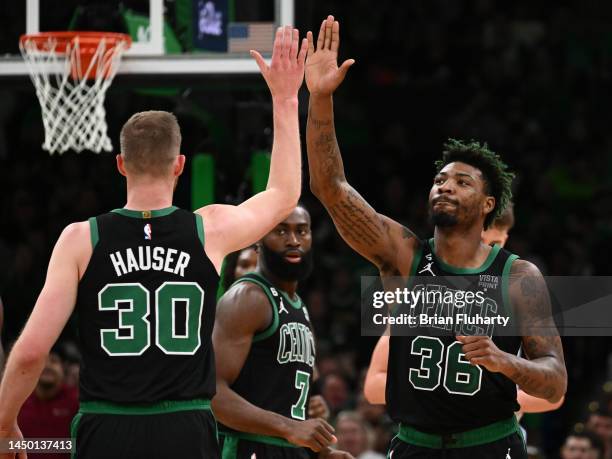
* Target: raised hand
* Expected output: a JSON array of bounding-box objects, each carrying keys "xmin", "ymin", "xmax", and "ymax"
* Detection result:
[
  {"xmin": 305, "ymin": 15, "xmax": 355, "ymax": 96},
  {"xmin": 251, "ymin": 26, "xmax": 308, "ymax": 101}
]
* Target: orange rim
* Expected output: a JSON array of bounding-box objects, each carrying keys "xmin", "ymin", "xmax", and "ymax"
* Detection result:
[{"xmin": 19, "ymin": 31, "xmax": 132, "ymax": 54}]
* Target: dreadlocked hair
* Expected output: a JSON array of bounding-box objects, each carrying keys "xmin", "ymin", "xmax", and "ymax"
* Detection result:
[{"xmin": 435, "ymin": 139, "xmax": 515, "ymax": 229}]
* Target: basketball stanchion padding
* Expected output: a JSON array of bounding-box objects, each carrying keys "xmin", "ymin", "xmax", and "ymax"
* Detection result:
[{"xmin": 19, "ymin": 32, "xmax": 131, "ymax": 155}]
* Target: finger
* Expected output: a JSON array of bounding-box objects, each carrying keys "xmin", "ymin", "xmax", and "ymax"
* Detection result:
[
  {"xmin": 282, "ymin": 25, "xmax": 292, "ymax": 59},
  {"xmin": 456, "ymin": 335, "xmax": 485, "ymax": 344},
  {"xmin": 316, "ymin": 423, "xmax": 336, "ymax": 443},
  {"xmin": 250, "ymin": 50, "xmax": 268, "ymax": 74},
  {"xmin": 297, "ymin": 38, "xmax": 308, "ymax": 66},
  {"xmin": 314, "ymin": 430, "xmax": 334, "ymax": 448},
  {"xmin": 464, "ymin": 349, "xmax": 488, "ymax": 361},
  {"xmin": 290, "ymin": 28, "xmax": 299, "ymax": 60},
  {"xmin": 271, "ymin": 26, "xmax": 283, "ymax": 65},
  {"xmin": 331, "ymin": 20, "xmax": 340, "ymax": 53},
  {"xmin": 316, "ymin": 19, "xmax": 326, "ymax": 51},
  {"xmin": 319, "ymin": 418, "xmax": 335, "ymax": 434},
  {"xmin": 306, "ymin": 31, "xmax": 315, "ymax": 58},
  {"xmin": 461, "ymin": 341, "xmax": 487, "ymax": 353},
  {"xmin": 338, "ymin": 59, "xmax": 355, "ymax": 79},
  {"xmin": 308, "ymin": 435, "xmax": 325, "ymax": 452},
  {"xmin": 324, "ymin": 16, "xmax": 334, "ymax": 50}
]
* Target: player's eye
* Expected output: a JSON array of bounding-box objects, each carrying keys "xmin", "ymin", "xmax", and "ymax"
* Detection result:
[{"xmin": 277, "ymin": 229, "xmax": 286, "ymax": 235}]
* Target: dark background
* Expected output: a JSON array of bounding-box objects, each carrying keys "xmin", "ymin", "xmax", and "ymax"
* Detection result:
[{"xmin": 1, "ymin": 1, "xmax": 612, "ymax": 457}]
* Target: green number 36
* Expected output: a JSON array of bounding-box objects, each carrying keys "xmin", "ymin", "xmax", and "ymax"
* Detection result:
[
  {"xmin": 98, "ymin": 282, "xmax": 204, "ymax": 356},
  {"xmin": 409, "ymin": 336, "xmax": 482, "ymax": 396}
]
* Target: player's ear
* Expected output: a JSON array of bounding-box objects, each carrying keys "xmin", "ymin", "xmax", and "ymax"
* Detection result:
[
  {"xmin": 174, "ymin": 154, "xmax": 186, "ymax": 176},
  {"xmin": 116, "ymin": 154, "xmax": 128, "ymax": 177},
  {"xmin": 483, "ymin": 196, "xmax": 495, "ymax": 216}
]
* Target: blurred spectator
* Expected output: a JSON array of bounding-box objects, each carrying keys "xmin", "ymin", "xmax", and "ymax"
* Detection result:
[
  {"xmin": 561, "ymin": 430, "xmax": 604, "ymax": 459},
  {"xmin": 586, "ymin": 408, "xmax": 612, "ymax": 459},
  {"xmin": 17, "ymin": 347, "xmax": 78, "ymax": 459},
  {"xmin": 219, "ymin": 245, "xmax": 258, "ymax": 293},
  {"xmin": 321, "ymin": 372, "xmax": 351, "ymax": 417},
  {"xmin": 335, "ymin": 411, "xmax": 385, "ymax": 459}
]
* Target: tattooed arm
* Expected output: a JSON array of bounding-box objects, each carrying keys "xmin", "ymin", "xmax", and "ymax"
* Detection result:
[
  {"xmin": 505, "ymin": 260, "xmax": 567, "ymax": 402},
  {"xmin": 305, "ymin": 16, "xmax": 419, "ymax": 274},
  {"xmin": 459, "ymin": 260, "xmax": 566, "ymax": 403}
]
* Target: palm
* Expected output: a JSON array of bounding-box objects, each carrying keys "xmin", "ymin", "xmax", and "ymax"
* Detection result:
[
  {"xmin": 305, "ymin": 16, "xmax": 354, "ymax": 96},
  {"xmin": 306, "ymin": 51, "xmax": 341, "ymax": 94}
]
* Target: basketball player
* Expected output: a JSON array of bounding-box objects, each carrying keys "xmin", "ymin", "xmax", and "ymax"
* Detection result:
[
  {"xmin": 0, "ymin": 26, "xmax": 307, "ymax": 459},
  {"xmin": 364, "ymin": 205, "xmax": 564, "ymax": 414},
  {"xmin": 213, "ymin": 206, "xmax": 352, "ymax": 458},
  {"xmin": 305, "ymin": 16, "xmax": 567, "ymax": 458}
]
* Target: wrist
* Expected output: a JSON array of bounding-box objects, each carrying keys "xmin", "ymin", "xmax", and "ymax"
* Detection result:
[
  {"xmin": 277, "ymin": 417, "xmax": 296, "ymax": 440},
  {"xmin": 498, "ymin": 352, "xmax": 517, "ymax": 377},
  {"xmin": 271, "ymin": 96, "xmax": 299, "ymax": 107},
  {"xmin": 309, "ymin": 91, "xmax": 334, "ymax": 101}
]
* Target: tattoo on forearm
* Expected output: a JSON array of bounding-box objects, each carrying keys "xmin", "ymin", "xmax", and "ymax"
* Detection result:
[
  {"xmin": 506, "ymin": 260, "xmax": 567, "ymax": 400},
  {"xmin": 328, "ymin": 190, "xmax": 383, "ymax": 247}
]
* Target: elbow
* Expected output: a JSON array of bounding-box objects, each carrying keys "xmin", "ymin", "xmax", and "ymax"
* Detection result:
[
  {"xmin": 548, "ymin": 370, "xmax": 568, "ymax": 404},
  {"xmin": 12, "ymin": 341, "xmax": 47, "ymax": 369},
  {"xmin": 309, "ymin": 177, "xmax": 343, "ymax": 202},
  {"xmin": 363, "ymin": 376, "xmax": 386, "ymax": 405}
]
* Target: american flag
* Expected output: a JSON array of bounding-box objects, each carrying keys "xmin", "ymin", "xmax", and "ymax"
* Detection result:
[{"xmin": 228, "ymin": 22, "xmax": 274, "ymax": 53}]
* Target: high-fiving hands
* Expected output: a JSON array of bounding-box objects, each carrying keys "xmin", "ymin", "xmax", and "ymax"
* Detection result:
[
  {"xmin": 251, "ymin": 26, "xmax": 308, "ymax": 101},
  {"xmin": 306, "ymin": 15, "xmax": 355, "ymax": 96}
]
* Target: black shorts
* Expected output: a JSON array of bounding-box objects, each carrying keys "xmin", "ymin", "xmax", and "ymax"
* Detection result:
[
  {"xmin": 72, "ymin": 409, "xmax": 219, "ymax": 459},
  {"xmin": 220, "ymin": 434, "xmax": 309, "ymax": 459},
  {"xmin": 387, "ymin": 432, "xmax": 527, "ymax": 459}
]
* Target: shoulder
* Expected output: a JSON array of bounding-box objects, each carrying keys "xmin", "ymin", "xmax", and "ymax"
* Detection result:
[
  {"xmin": 53, "ymin": 221, "xmax": 93, "ymax": 278},
  {"xmin": 509, "ymin": 259, "xmax": 544, "ymax": 280},
  {"xmin": 216, "ymin": 279, "xmax": 273, "ymax": 327},
  {"xmin": 53, "ymin": 221, "xmax": 91, "ymax": 256}
]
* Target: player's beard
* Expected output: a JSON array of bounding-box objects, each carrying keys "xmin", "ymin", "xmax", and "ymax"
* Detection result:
[
  {"xmin": 261, "ymin": 246, "xmax": 314, "ymax": 282},
  {"xmin": 429, "ymin": 209, "xmax": 458, "ymax": 227}
]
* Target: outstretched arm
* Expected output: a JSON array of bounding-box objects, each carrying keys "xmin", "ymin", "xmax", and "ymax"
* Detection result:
[
  {"xmin": 212, "ymin": 283, "xmax": 336, "ymax": 452},
  {"xmin": 0, "ymin": 222, "xmax": 88, "ymax": 440},
  {"xmin": 364, "ymin": 335, "xmax": 389, "ymax": 404},
  {"xmin": 305, "ymin": 16, "xmax": 418, "ymax": 274},
  {"xmin": 198, "ymin": 27, "xmax": 308, "ymax": 272},
  {"xmin": 459, "ymin": 260, "xmax": 567, "ymax": 403}
]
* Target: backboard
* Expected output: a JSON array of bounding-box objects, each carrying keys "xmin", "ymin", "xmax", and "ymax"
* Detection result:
[{"xmin": 0, "ymin": 0, "xmax": 293, "ymax": 77}]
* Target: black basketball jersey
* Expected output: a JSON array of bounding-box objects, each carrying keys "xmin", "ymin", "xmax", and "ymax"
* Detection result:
[
  {"xmin": 221, "ymin": 273, "xmax": 316, "ymax": 430},
  {"xmin": 387, "ymin": 238, "xmax": 521, "ymax": 433},
  {"xmin": 76, "ymin": 206, "xmax": 219, "ymax": 403}
]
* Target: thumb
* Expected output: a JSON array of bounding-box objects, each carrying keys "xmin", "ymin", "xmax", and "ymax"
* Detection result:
[
  {"xmin": 337, "ymin": 59, "xmax": 355, "ymax": 79},
  {"xmin": 250, "ymin": 50, "xmax": 268, "ymax": 75}
]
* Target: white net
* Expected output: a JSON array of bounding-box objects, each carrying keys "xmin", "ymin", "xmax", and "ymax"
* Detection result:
[{"xmin": 20, "ymin": 34, "xmax": 129, "ymax": 154}]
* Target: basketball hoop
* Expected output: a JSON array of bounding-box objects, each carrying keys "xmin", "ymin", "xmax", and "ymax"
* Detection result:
[{"xmin": 19, "ymin": 32, "xmax": 131, "ymax": 155}]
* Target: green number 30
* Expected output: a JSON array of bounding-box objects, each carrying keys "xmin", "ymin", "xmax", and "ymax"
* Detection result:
[
  {"xmin": 409, "ymin": 336, "xmax": 482, "ymax": 396},
  {"xmin": 98, "ymin": 282, "xmax": 204, "ymax": 356}
]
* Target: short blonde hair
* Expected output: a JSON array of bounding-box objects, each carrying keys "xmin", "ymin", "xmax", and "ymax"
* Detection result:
[{"xmin": 120, "ymin": 111, "xmax": 181, "ymax": 176}]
